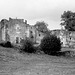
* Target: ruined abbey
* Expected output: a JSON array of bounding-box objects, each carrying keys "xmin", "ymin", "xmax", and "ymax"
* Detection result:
[{"xmin": 0, "ymin": 18, "xmax": 45, "ymax": 45}]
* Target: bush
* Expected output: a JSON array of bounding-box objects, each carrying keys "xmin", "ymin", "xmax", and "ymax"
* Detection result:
[
  {"xmin": 63, "ymin": 51, "xmax": 75, "ymax": 57},
  {"xmin": 0, "ymin": 41, "xmax": 13, "ymax": 48},
  {"xmin": 40, "ymin": 35, "xmax": 61, "ymax": 55},
  {"xmin": 20, "ymin": 39, "xmax": 36, "ymax": 53}
]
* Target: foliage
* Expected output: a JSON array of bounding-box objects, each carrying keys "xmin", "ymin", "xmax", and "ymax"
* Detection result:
[
  {"xmin": 63, "ymin": 51, "xmax": 75, "ymax": 57},
  {"xmin": 20, "ymin": 39, "xmax": 36, "ymax": 53},
  {"xmin": 0, "ymin": 41, "xmax": 13, "ymax": 48},
  {"xmin": 60, "ymin": 11, "xmax": 75, "ymax": 31},
  {"xmin": 40, "ymin": 35, "xmax": 61, "ymax": 55},
  {"xmin": 34, "ymin": 21, "xmax": 48, "ymax": 33}
]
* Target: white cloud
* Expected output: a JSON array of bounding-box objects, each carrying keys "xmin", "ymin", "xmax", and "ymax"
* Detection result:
[{"xmin": 0, "ymin": 0, "xmax": 75, "ymax": 29}]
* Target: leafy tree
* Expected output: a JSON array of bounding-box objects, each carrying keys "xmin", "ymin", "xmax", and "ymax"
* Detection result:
[
  {"xmin": 60, "ymin": 11, "xmax": 75, "ymax": 31},
  {"xmin": 34, "ymin": 21, "xmax": 48, "ymax": 33}
]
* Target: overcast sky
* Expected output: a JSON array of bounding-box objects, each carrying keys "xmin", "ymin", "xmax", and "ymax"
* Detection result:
[{"xmin": 0, "ymin": 0, "xmax": 75, "ymax": 30}]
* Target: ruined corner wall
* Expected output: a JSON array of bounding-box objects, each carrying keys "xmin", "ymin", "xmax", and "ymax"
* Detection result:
[{"xmin": 8, "ymin": 19, "xmax": 30, "ymax": 44}]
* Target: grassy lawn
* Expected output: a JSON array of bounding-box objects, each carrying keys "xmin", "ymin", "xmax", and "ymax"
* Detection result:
[{"xmin": 0, "ymin": 47, "xmax": 75, "ymax": 75}]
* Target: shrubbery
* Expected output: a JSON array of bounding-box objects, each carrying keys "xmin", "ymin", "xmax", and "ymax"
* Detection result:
[
  {"xmin": 0, "ymin": 41, "xmax": 13, "ymax": 48},
  {"xmin": 63, "ymin": 51, "xmax": 75, "ymax": 57},
  {"xmin": 20, "ymin": 38, "xmax": 36, "ymax": 53},
  {"xmin": 40, "ymin": 35, "xmax": 61, "ymax": 55}
]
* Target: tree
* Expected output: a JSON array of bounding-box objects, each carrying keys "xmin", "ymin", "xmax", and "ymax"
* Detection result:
[
  {"xmin": 34, "ymin": 21, "xmax": 48, "ymax": 33},
  {"xmin": 60, "ymin": 11, "xmax": 75, "ymax": 31}
]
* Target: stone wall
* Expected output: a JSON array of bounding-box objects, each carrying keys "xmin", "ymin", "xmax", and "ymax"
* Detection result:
[
  {"xmin": 8, "ymin": 18, "xmax": 30, "ymax": 44},
  {"xmin": 53, "ymin": 30, "xmax": 75, "ymax": 48},
  {"xmin": 0, "ymin": 18, "xmax": 45, "ymax": 46}
]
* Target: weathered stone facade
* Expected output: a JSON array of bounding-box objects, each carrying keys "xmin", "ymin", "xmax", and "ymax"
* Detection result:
[
  {"xmin": 60, "ymin": 31, "xmax": 75, "ymax": 48},
  {"xmin": 51, "ymin": 29, "xmax": 75, "ymax": 48},
  {"xmin": 0, "ymin": 18, "xmax": 29, "ymax": 44},
  {"xmin": 0, "ymin": 18, "xmax": 45, "ymax": 45}
]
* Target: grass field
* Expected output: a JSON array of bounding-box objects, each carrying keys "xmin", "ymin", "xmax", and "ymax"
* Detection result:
[{"xmin": 0, "ymin": 47, "xmax": 75, "ymax": 75}]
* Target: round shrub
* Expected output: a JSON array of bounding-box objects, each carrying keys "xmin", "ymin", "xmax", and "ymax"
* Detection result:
[
  {"xmin": 64, "ymin": 51, "xmax": 75, "ymax": 57},
  {"xmin": 0, "ymin": 42, "xmax": 5, "ymax": 47},
  {"xmin": 40, "ymin": 35, "xmax": 61, "ymax": 55},
  {"xmin": 5, "ymin": 41, "xmax": 13, "ymax": 48},
  {"xmin": 20, "ymin": 38, "xmax": 36, "ymax": 53}
]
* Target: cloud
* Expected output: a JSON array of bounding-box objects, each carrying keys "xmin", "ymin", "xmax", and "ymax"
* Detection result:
[{"xmin": 0, "ymin": 0, "xmax": 75, "ymax": 29}]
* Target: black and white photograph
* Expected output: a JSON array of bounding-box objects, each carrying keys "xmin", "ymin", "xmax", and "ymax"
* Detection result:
[{"xmin": 0, "ymin": 0, "xmax": 75, "ymax": 75}]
